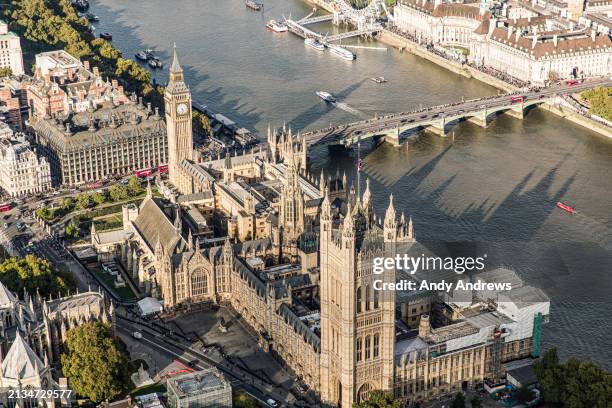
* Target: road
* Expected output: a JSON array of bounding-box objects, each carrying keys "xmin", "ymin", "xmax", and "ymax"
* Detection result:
[
  {"xmin": 116, "ymin": 314, "xmax": 309, "ymax": 407},
  {"xmin": 303, "ymin": 77, "xmax": 612, "ymax": 145}
]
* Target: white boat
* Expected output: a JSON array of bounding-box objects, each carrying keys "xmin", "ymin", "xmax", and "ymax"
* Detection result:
[
  {"xmin": 305, "ymin": 38, "xmax": 325, "ymax": 51},
  {"xmin": 135, "ymin": 51, "xmax": 148, "ymax": 61},
  {"xmin": 370, "ymin": 76, "xmax": 387, "ymax": 83},
  {"xmin": 329, "ymin": 45, "xmax": 355, "ymax": 61},
  {"xmin": 266, "ymin": 19, "xmax": 288, "ymax": 32},
  {"xmin": 316, "ymin": 91, "xmax": 336, "ymax": 103}
]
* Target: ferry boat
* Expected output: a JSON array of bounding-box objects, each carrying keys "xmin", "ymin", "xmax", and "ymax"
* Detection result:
[
  {"xmin": 305, "ymin": 38, "xmax": 325, "ymax": 51},
  {"xmin": 316, "ymin": 91, "xmax": 336, "ymax": 103},
  {"xmin": 99, "ymin": 32, "xmax": 112, "ymax": 41},
  {"xmin": 86, "ymin": 13, "xmax": 99, "ymax": 22},
  {"xmin": 556, "ymin": 202, "xmax": 575, "ymax": 214},
  {"xmin": 329, "ymin": 45, "xmax": 355, "ymax": 61},
  {"xmin": 266, "ymin": 20, "xmax": 288, "ymax": 33},
  {"xmin": 246, "ymin": 0, "xmax": 262, "ymax": 11},
  {"xmin": 370, "ymin": 76, "xmax": 387, "ymax": 83}
]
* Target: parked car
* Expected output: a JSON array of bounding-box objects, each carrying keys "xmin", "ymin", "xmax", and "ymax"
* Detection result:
[{"xmin": 132, "ymin": 331, "xmax": 143, "ymax": 339}]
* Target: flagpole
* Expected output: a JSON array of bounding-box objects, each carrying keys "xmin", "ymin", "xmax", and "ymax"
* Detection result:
[{"xmin": 357, "ymin": 137, "xmax": 361, "ymax": 199}]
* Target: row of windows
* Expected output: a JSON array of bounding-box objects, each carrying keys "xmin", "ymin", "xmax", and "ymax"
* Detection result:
[
  {"xmin": 356, "ymin": 334, "xmax": 380, "ymax": 362},
  {"xmin": 356, "ymin": 285, "xmax": 380, "ymax": 313}
]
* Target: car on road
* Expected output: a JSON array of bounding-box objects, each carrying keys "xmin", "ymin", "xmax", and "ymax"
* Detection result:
[
  {"xmin": 431, "ymin": 113, "xmax": 439, "ymax": 118},
  {"xmin": 187, "ymin": 359, "xmax": 198, "ymax": 368},
  {"xmin": 132, "ymin": 331, "xmax": 143, "ymax": 339},
  {"xmin": 3, "ymin": 222, "xmax": 9, "ymax": 229},
  {"xmin": 266, "ymin": 398, "xmax": 279, "ymax": 407}
]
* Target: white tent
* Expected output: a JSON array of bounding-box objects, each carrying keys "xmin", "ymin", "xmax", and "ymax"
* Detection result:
[{"xmin": 137, "ymin": 297, "xmax": 163, "ymax": 316}]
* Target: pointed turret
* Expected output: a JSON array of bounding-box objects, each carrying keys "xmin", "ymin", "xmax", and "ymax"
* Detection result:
[
  {"xmin": 170, "ymin": 42, "xmax": 182, "ymax": 75},
  {"xmin": 384, "ymin": 193, "xmax": 397, "ymax": 242},
  {"xmin": 187, "ymin": 229, "xmax": 193, "ymax": 250}
]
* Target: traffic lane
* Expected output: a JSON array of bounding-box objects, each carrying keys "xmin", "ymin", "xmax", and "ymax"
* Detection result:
[{"xmin": 117, "ymin": 321, "xmax": 289, "ymax": 407}]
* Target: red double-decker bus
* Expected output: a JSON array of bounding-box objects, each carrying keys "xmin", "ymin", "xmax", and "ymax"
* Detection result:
[
  {"xmin": 510, "ymin": 95, "xmax": 525, "ymax": 104},
  {"xmin": 158, "ymin": 164, "xmax": 169, "ymax": 174},
  {"xmin": 0, "ymin": 202, "xmax": 11, "ymax": 212},
  {"xmin": 135, "ymin": 167, "xmax": 152, "ymax": 177},
  {"xmin": 566, "ymin": 79, "xmax": 579, "ymax": 86},
  {"xmin": 88, "ymin": 180, "xmax": 103, "ymax": 189}
]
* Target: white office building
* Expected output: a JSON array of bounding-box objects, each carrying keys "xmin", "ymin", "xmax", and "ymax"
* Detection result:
[{"xmin": 0, "ymin": 20, "xmax": 24, "ymax": 76}]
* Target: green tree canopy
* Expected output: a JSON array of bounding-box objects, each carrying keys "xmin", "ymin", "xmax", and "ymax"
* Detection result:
[
  {"xmin": 61, "ymin": 321, "xmax": 130, "ymax": 402},
  {"xmin": 0, "ymin": 67, "xmax": 12, "ymax": 77},
  {"xmin": 75, "ymin": 193, "xmax": 91, "ymax": 210},
  {"xmin": 581, "ymin": 87, "xmax": 612, "ymax": 121},
  {"xmin": 0, "ymin": 255, "xmax": 76, "ymax": 297},
  {"xmin": 109, "ymin": 184, "xmax": 129, "ymax": 202},
  {"xmin": 127, "ymin": 176, "xmax": 143, "ymax": 196},
  {"xmin": 65, "ymin": 221, "xmax": 79, "ymax": 239},
  {"xmin": 353, "ymin": 390, "xmax": 401, "ymax": 408},
  {"xmin": 535, "ymin": 348, "xmax": 612, "ymax": 408},
  {"xmin": 91, "ymin": 191, "xmax": 107, "ymax": 205}
]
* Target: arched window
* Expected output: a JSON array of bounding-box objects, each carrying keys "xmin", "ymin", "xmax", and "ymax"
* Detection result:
[
  {"xmin": 373, "ymin": 334, "xmax": 380, "ymax": 358},
  {"xmin": 357, "ymin": 383, "xmax": 372, "ymax": 403},
  {"xmin": 356, "ymin": 338, "xmax": 362, "ymax": 362},
  {"xmin": 356, "ymin": 286, "xmax": 362, "ymax": 313},
  {"xmin": 365, "ymin": 284, "xmax": 371, "ymax": 311},
  {"xmin": 373, "ymin": 288, "xmax": 379, "ymax": 309},
  {"xmin": 191, "ymin": 269, "xmax": 208, "ymax": 296},
  {"xmin": 365, "ymin": 335, "xmax": 371, "ymax": 360}
]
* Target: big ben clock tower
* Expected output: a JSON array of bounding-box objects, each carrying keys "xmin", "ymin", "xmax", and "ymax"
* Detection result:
[{"xmin": 165, "ymin": 44, "xmax": 193, "ymax": 187}]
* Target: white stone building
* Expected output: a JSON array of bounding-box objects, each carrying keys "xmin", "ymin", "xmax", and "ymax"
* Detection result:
[
  {"xmin": 0, "ymin": 20, "xmax": 24, "ymax": 76},
  {"xmin": 0, "ymin": 129, "xmax": 51, "ymax": 197}
]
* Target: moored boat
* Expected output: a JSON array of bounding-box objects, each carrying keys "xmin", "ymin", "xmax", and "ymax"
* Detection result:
[
  {"xmin": 246, "ymin": 0, "xmax": 262, "ymax": 11},
  {"xmin": 305, "ymin": 38, "xmax": 325, "ymax": 51},
  {"xmin": 86, "ymin": 13, "xmax": 99, "ymax": 22},
  {"xmin": 99, "ymin": 32, "xmax": 112, "ymax": 41},
  {"xmin": 135, "ymin": 51, "xmax": 148, "ymax": 61},
  {"xmin": 329, "ymin": 45, "xmax": 355, "ymax": 61},
  {"xmin": 266, "ymin": 19, "xmax": 288, "ymax": 32}
]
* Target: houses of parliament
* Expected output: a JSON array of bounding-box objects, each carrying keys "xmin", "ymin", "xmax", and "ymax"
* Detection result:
[{"xmin": 92, "ymin": 47, "xmax": 550, "ymax": 407}]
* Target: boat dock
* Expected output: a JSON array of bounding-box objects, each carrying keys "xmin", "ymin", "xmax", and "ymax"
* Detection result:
[
  {"xmin": 298, "ymin": 14, "xmax": 334, "ymax": 25},
  {"xmin": 285, "ymin": 18, "xmax": 380, "ymax": 43}
]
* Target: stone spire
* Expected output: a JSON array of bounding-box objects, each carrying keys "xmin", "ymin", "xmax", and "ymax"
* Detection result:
[
  {"xmin": 170, "ymin": 42, "xmax": 182, "ymax": 74},
  {"xmin": 384, "ymin": 193, "xmax": 397, "ymax": 242},
  {"xmin": 319, "ymin": 170, "xmax": 326, "ymax": 196}
]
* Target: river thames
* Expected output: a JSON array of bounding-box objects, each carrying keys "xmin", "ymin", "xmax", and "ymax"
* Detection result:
[{"xmin": 91, "ymin": 0, "xmax": 612, "ymax": 369}]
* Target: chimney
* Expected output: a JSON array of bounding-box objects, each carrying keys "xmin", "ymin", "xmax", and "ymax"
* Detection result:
[
  {"xmin": 553, "ymin": 34, "xmax": 558, "ymax": 47},
  {"xmin": 532, "ymin": 35, "xmax": 538, "ymax": 49},
  {"xmin": 515, "ymin": 28, "xmax": 521, "ymax": 41},
  {"xmin": 507, "ymin": 26, "xmax": 513, "ymax": 39},
  {"xmin": 93, "ymin": 66, "xmax": 99, "ymax": 77},
  {"xmin": 83, "ymin": 60, "xmax": 90, "ymax": 72},
  {"xmin": 418, "ymin": 314, "xmax": 431, "ymax": 338},
  {"xmin": 112, "ymin": 79, "xmax": 118, "ymax": 89}
]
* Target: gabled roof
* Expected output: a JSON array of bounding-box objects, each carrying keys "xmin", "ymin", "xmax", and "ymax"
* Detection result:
[
  {"xmin": 1, "ymin": 333, "xmax": 45, "ymax": 380},
  {"xmin": 0, "ymin": 281, "xmax": 17, "ymax": 307},
  {"xmin": 133, "ymin": 196, "xmax": 185, "ymax": 255}
]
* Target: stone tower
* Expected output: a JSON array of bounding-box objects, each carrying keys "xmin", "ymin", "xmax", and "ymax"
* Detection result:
[
  {"xmin": 165, "ymin": 44, "xmax": 193, "ymax": 187},
  {"xmin": 319, "ymin": 190, "xmax": 399, "ymax": 407},
  {"xmin": 279, "ymin": 154, "xmax": 305, "ymax": 260}
]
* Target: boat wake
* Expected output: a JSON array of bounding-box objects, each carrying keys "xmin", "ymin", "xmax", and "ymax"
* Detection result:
[{"xmin": 333, "ymin": 102, "xmax": 365, "ymax": 117}]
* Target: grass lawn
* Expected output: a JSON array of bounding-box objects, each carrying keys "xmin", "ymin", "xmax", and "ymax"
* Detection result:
[
  {"xmin": 130, "ymin": 382, "xmax": 166, "ymax": 397},
  {"xmin": 89, "ymin": 266, "xmax": 136, "ymax": 300}
]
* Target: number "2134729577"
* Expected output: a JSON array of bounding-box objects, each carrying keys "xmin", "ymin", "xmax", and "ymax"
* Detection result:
[{"xmin": 8, "ymin": 389, "xmax": 73, "ymax": 399}]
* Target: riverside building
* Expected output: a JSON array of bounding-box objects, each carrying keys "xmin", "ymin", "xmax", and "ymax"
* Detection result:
[
  {"xmin": 31, "ymin": 99, "xmax": 167, "ymax": 185},
  {"xmin": 0, "ymin": 20, "xmax": 24, "ymax": 76},
  {"xmin": 0, "ymin": 125, "xmax": 51, "ymax": 197},
  {"xmin": 393, "ymin": 0, "xmax": 612, "ymax": 84}
]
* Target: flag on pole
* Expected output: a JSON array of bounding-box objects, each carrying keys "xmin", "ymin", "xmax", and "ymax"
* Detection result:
[{"xmin": 357, "ymin": 158, "xmax": 364, "ymax": 172}]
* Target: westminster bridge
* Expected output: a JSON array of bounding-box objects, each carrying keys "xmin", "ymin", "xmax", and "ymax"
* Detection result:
[{"xmin": 301, "ymin": 78, "xmax": 612, "ymax": 148}]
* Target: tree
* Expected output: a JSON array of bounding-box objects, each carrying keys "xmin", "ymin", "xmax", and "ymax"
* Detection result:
[
  {"xmin": 91, "ymin": 191, "xmax": 107, "ymax": 206},
  {"xmin": 0, "ymin": 255, "xmax": 76, "ymax": 297},
  {"xmin": 35, "ymin": 206, "xmax": 52, "ymax": 221},
  {"xmin": 581, "ymin": 87, "xmax": 612, "ymax": 121},
  {"xmin": 75, "ymin": 193, "xmax": 91, "ymax": 210},
  {"xmin": 65, "ymin": 221, "xmax": 79, "ymax": 239},
  {"xmin": 353, "ymin": 390, "xmax": 401, "ymax": 408},
  {"xmin": 0, "ymin": 67, "xmax": 12, "ymax": 77},
  {"xmin": 233, "ymin": 391, "xmax": 259, "ymax": 408},
  {"xmin": 451, "ymin": 392, "xmax": 466, "ymax": 408},
  {"xmin": 61, "ymin": 322, "xmax": 130, "ymax": 402},
  {"xmin": 127, "ymin": 175, "xmax": 143, "ymax": 196},
  {"xmin": 470, "ymin": 396, "xmax": 482, "ymax": 408},
  {"xmin": 515, "ymin": 387, "xmax": 535, "ymax": 404},
  {"xmin": 109, "ymin": 184, "xmax": 129, "ymax": 202},
  {"xmin": 192, "ymin": 111, "xmax": 213, "ymax": 137},
  {"xmin": 60, "ymin": 196, "xmax": 74, "ymax": 210}
]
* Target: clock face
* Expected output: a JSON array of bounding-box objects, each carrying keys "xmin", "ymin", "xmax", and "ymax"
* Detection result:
[{"xmin": 177, "ymin": 103, "xmax": 188, "ymax": 115}]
